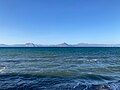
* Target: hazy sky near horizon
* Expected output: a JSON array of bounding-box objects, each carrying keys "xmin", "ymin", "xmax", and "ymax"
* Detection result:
[{"xmin": 0, "ymin": 0, "xmax": 120, "ymax": 44}]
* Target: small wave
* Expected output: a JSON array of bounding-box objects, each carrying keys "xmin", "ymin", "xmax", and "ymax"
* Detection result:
[
  {"xmin": 85, "ymin": 59, "xmax": 98, "ymax": 62},
  {"xmin": 0, "ymin": 66, "xmax": 6, "ymax": 73}
]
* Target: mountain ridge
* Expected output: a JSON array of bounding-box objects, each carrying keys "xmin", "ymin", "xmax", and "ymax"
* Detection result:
[{"xmin": 0, "ymin": 43, "xmax": 120, "ymax": 47}]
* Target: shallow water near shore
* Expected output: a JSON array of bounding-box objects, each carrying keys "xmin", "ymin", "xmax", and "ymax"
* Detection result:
[{"xmin": 0, "ymin": 47, "xmax": 120, "ymax": 90}]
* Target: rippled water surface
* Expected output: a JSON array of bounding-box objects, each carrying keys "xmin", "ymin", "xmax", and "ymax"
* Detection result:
[{"xmin": 0, "ymin": 47, "xmax": 120, "ymax": 90}]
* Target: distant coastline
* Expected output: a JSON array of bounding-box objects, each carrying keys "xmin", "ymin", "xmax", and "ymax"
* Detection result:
[{"xmin": 0, "ymin": 43, "xmax": 120, "ymax": 47}]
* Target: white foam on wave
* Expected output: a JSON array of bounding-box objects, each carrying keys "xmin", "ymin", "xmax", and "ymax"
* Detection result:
[
  {"xmin": 86, "ymin": 59, "xmax": 98, "ymax": 62},
  {"xmin": 0, "ymin": 67, "xmax": 6, "ymax": 73},
  {"xmin": 73, "ymin": 82, "xmax": 80, "ymax": 89}
]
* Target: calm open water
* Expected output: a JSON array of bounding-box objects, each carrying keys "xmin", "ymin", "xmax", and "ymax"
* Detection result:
[{"xmin": 0, "ymin": 47, "xmax": 120, "ymax": 90}]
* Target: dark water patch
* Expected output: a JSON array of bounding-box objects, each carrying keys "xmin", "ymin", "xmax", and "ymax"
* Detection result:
[
  {"xmin": 29, "ymin": 55, "xmax": 58, "ymax": 59},
  {"xmin": 78, "ymin": 74, "xmax": 115, "ymax": 81},
  {"xmin": 84, "ymin": 56, "xmax": 110, "ymax": 59},
  {"xmin": 1, "ymin": 73, "xmax": 116, "ymax": 82},
  {"xmin": 80, "ymin": 67, "xmax": 114, "ymax": 74},
  {"xmin": 107, "ymin": 66, "xmax": 120, "ymax": 72},
  {"xmin": 0, "ymin": 75, "xmax": 120, "ymax": 90},
  {"xmin": 0, "ymin": 75, "xmax": 70, "ymax": 90}
]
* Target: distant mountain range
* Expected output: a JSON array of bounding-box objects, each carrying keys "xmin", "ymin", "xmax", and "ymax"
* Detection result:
[{"xmin": 0, "ymin": 43, "xmax": 120, "ymax": 47}]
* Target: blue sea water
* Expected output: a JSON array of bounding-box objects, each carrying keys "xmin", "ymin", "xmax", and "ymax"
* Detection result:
[{"xmin": 0, "ymin": 47, "xmax": 120, "ymax": 90}]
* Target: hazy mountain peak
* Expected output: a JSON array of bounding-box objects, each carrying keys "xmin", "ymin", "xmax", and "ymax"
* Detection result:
[
  {"xmin": 61, "ymin": 42, "xmax": 69, "ymax": 45},
  {"xmin": 25, "ymin": 43, "xmax": 35, "ymax": 47},
  {"xmin": 57, "ymin": 42, "xmax": 70, "ymax": 47}
]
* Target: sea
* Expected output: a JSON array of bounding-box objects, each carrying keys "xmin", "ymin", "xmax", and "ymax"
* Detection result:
[{"xmin": 0, "ymin": 47, "xmax": 120, "ymax": 90}]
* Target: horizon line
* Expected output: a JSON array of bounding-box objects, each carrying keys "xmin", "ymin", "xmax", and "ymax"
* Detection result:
[{"xmin": 1, "ymin": 42, "xmax": 120, "ymax": 45}]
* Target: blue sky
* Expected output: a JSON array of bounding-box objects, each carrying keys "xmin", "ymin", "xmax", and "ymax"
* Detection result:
[{"xmin": 0, "ymin": 0, "xmax": 120, "ymax": 44}]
